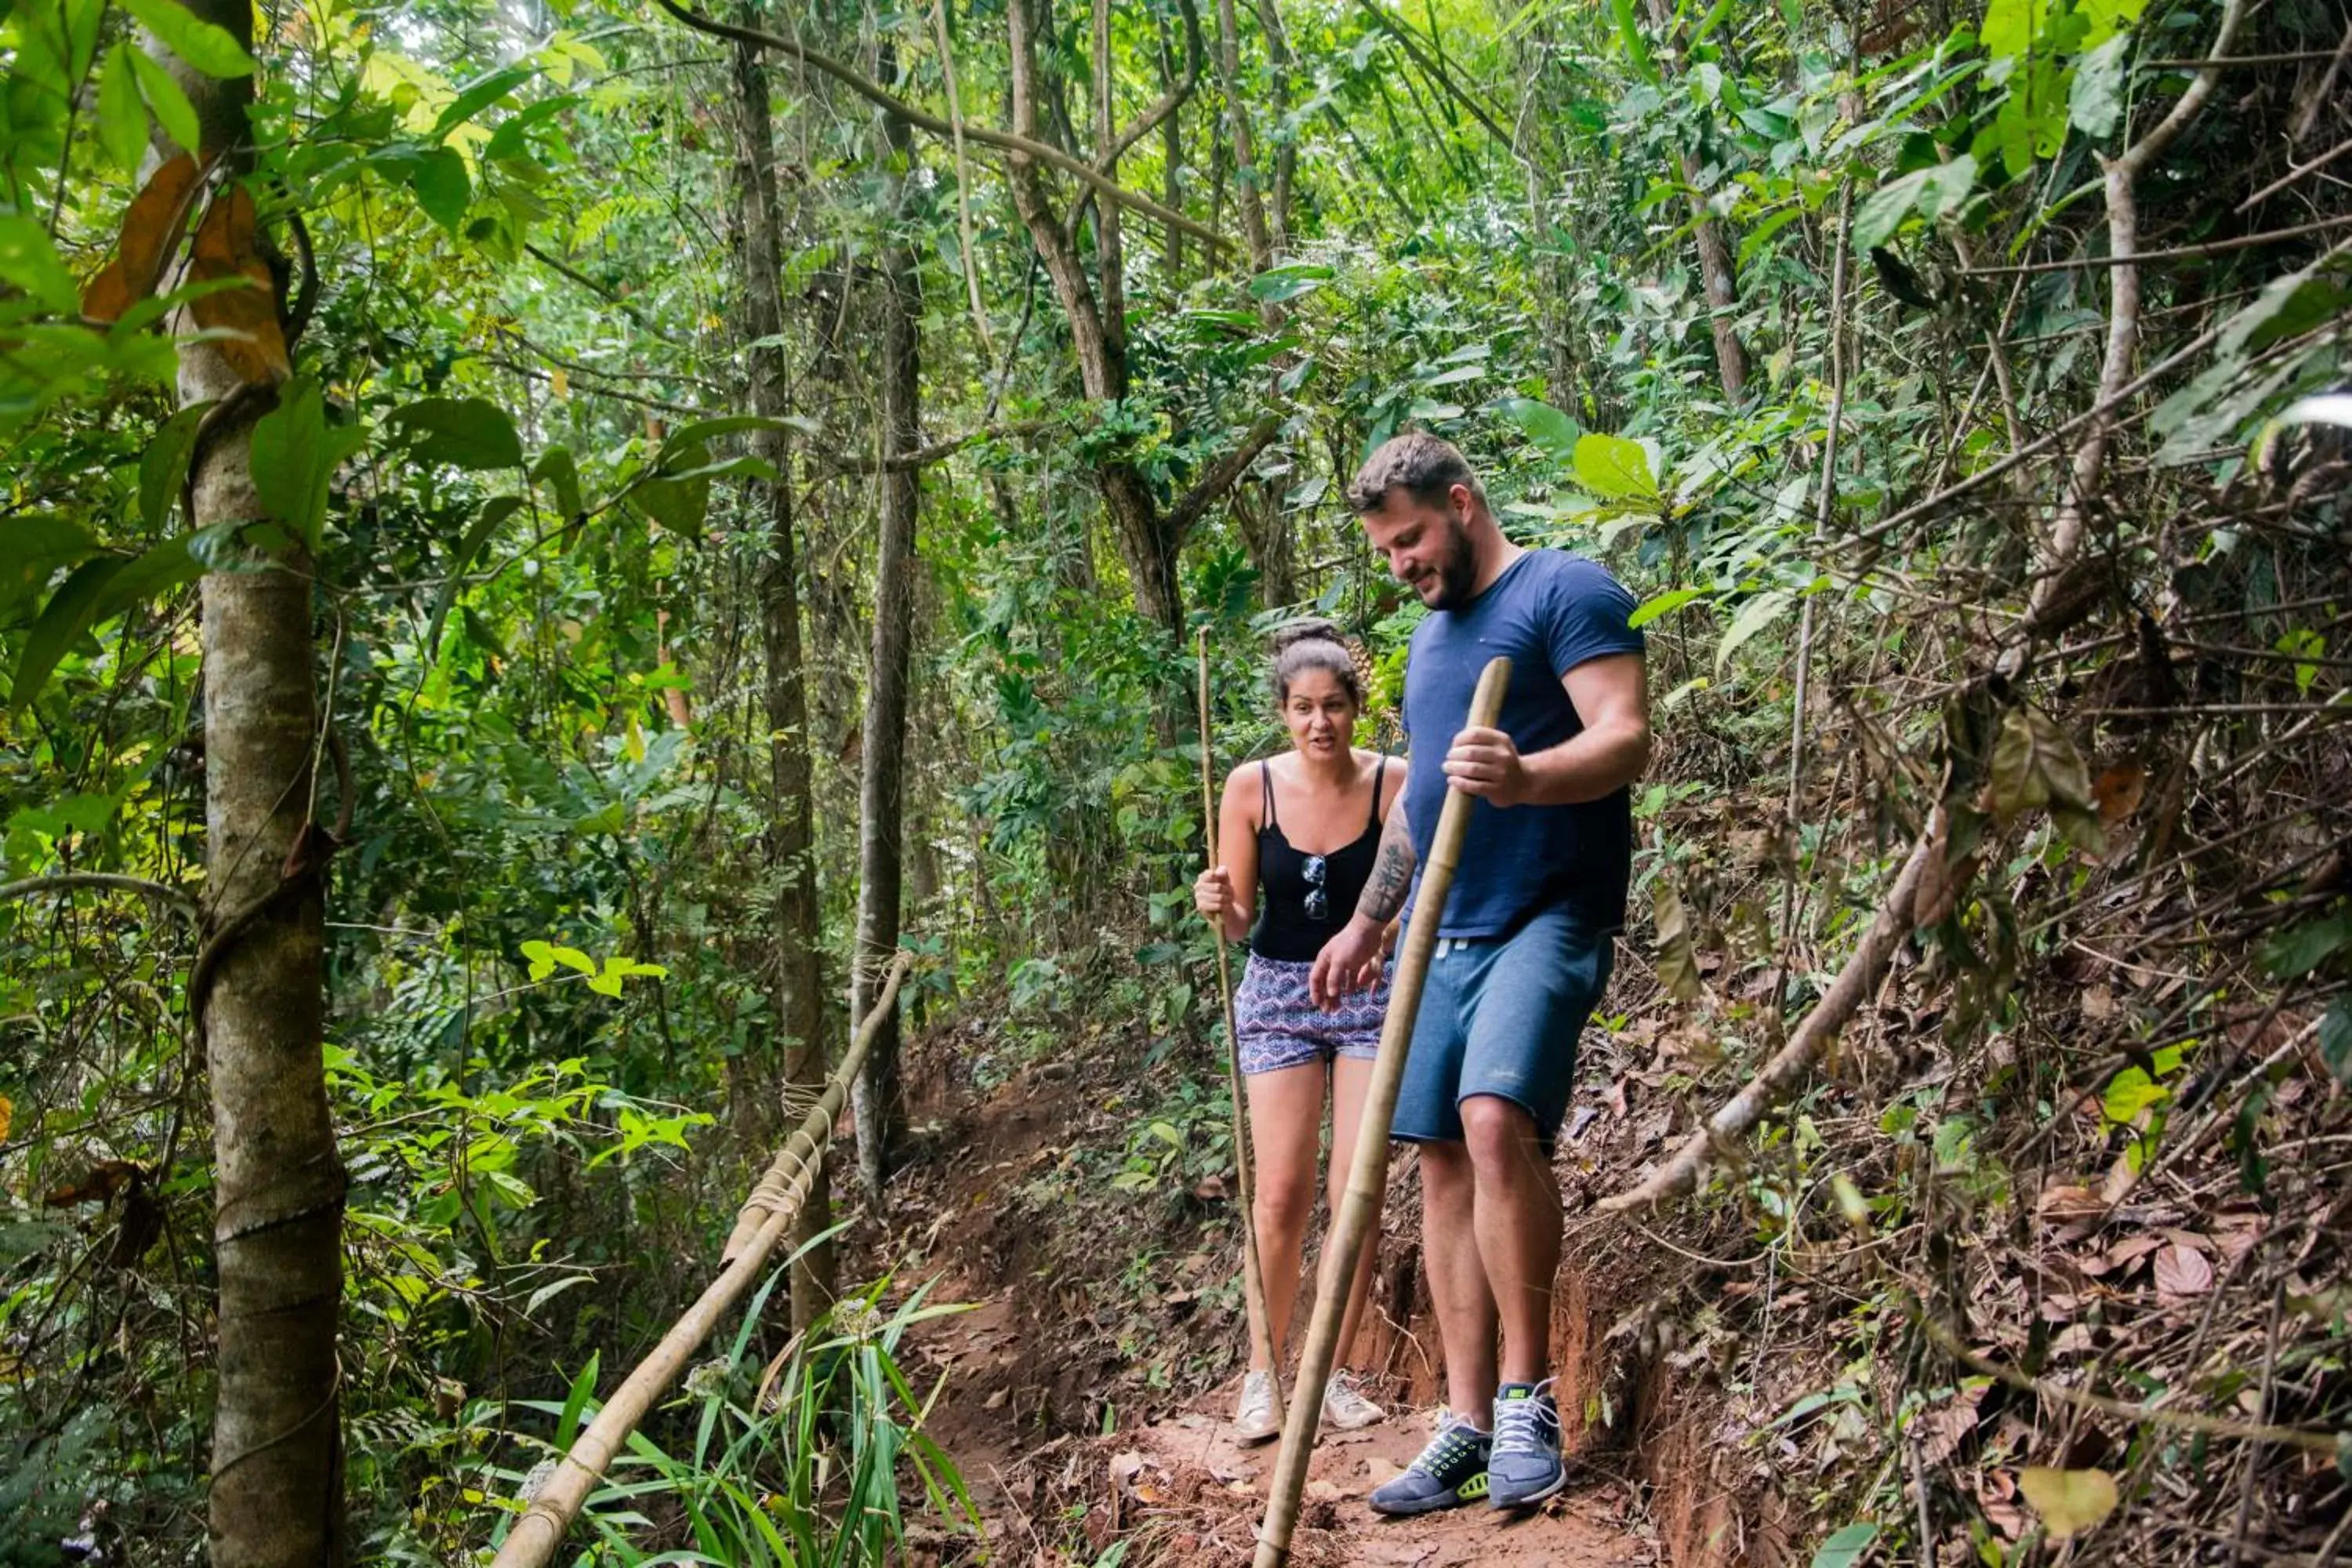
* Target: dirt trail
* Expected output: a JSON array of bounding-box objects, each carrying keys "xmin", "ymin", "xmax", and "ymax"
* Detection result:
[
  {"xmin": 1108, "ymin": 1392, "xmax": 1654, "ymax": 1568},
  {"xmin": 884, "ymin": 1031, "xmax": 1658, "ymax": 1565}
]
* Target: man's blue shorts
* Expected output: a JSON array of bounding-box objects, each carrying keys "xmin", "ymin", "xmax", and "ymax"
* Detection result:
[{"xmin": 1389, "ymin": 903, "xmax": 1614, "ymax": 1147}]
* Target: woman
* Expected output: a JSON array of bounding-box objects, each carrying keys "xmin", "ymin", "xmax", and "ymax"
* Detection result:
[{"xmin": 1195, "ymin": 620, "xmax": 1403, "ymax": 1443}]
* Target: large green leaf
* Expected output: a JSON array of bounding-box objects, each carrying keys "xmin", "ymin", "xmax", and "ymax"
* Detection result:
[
  {"xmin": 0, "ymin": 216, "xmax": 82, "ymax": 316},
  {"xmin": 118, "ymin": 0, "xmax": 257, "ymax": 77},
  {"xmin": 8, "ymin": 536, "xmax": 201, "ymax": 709},
  {"xmin": 1572, "ymin": 433, "xmax": 1657, "ymax": 500},
  {"xmin": 2, "ymin": 516, "xmax": 97, "ymax": 619},
  {"xmin": 140, "ymin": 402, "xmax": 212, "ymax": 535},
  {"xmin": 391, "ymin": 397, "xmax": 523, "ymax": 470},
  {"xmin": 2069, "ymin": 34, "xmax": 2130, "ymax": 138},
  {"xmin": 1247, "ymin": 263, "xmax": 1334, "ymax": 304},
  {"xmin": 95, "ymin": 45, "xmax": 149, "ymax": 174},
  {"xmin": 1809, "ymin": 1523, "xmax": 1878, "ymax": 1568},
  {"xmin": 1491, "ymin": 397, "xmax": 1581, "ymax": 461},
  {"xmin": 251, "ymin": 378, "xmax": 332, "ymax": 552},
  {"xmin": 10, "ymin": 558, "xmax": 124, "ymax": 709},
  {"xmin": 129, "ymin": 46, "xmax": 201, "ymax": 154},
  {"xmin": 424, "ymin": 494, "xmax": 526, "ymax": 659},
  {"xmin": 1715, "ymin": 588, "xmax": 1794, "ymax": 673},
  {"xmin": 409, "ymin": 147, "xmax": 472, "ymax": 233},
  {"xmin": 432, "ymin": 64, "xmax": 538, "ymax": 141}
]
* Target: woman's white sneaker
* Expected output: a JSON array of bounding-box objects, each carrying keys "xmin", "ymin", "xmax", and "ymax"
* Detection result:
[
  {"xmin": 1321, "ymin": 1370, "xmax": 1385, "ymax": 1431},
  {"xmin": 1234, "ymin": 1368, "xmax": 1279, "ymax": 1444}
]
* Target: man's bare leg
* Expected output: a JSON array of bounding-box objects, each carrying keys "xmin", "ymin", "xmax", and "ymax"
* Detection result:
[
  {"xmin": 1460, "ymin": 1094, "xmax": 1559, "ymax": 1386},
  {"xmin": 1417, "ymin": 1138, "xmax": 1499, "ymax": 1428}
]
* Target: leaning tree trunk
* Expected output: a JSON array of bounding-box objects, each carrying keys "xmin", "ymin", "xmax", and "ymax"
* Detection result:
[
  {"xmin": 731, "ymin": 20, "xmax": 832, "ymax": 1328},
  {"xmin": 158, "ymin": 4, "xmax": 348, "ymax": 1563},
  {"xmin": 851, "ymin": 74, "xmax": 923, "ymax": 1210}
]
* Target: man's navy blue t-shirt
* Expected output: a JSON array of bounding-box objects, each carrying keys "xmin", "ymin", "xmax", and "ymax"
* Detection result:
[{"xmin": 1399, "ymin": 549, "xmax": 1645, "ymax": 938}]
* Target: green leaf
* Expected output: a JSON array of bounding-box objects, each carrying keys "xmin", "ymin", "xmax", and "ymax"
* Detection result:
[
  {"xmin": 1628, "ymin": 586, "xmax": 1705, "ymax": 629},
  {"xmin": 1986, "ymin": 706, "xmax": 2093, "ymax": 823},
  {"xmin": 1491, "ymin": 397, "xmax": 1582, "ymax": 460},
  {"xmin": 1572, "ymin": 432, "xmax": 1657, "ymax": 500},
  {"xmin": 556, "ymin": 1352, "xmax": 601, "ymax": 1451},
  {"xmin": 629, "ymin": 473, "xmax": 711, "ymax": 539},
  {"xmin": 2260, "ymin": 913, "xmax": 2352, "ymax": 979},
  {"xmin": 391, "ymin": 396, "xmax": 523, "ymax": 470},
  {"xmin": 140, "ymin": 401, "xmax": 212, "ymax": 535},
  {"xmin": 1980, "ymin": 0, "xmax": 2052, "ymax": 58},
  {"xmin": 2101, "ymin": 1067, "xmax": 2168, "ymax": 1127},
  {"xmin": 2070, "ymin": 34, "xmax": 2129, "ymax": 137},
  {"xmin": 1246, "ymin": 262, "xmax": 1334, "ymax": 303},
  {"xmin": 130, "ymin": 47, "xmax": 201, "ymax": 154},
  {"xmin": 1810, "ymin": 1523, "xmax": 1879, "ymax": 1568},
  {"xmin": 9, "ymin": 557, "xmax": 123, "ymax": 709},
  {"xmin": 661, "ymin": 414, "xmax": 812, "ymax": 453},
  {"xmin": 431, "ymin": 64, "xmax": 537, "ymax": 141},
  {"xmin": 424, "ymin": 494, "xmax": 525, "ymax": 657},
  {"xmin": 2319, "ymin": 1000, "xmax": 2352, "ymax": 1087},
  {"xmin": 409, "ymin": 147, "xmax": 472, "ymax": 233},
  {"xmin": 250, "ymin": 377, "xmax": 332, "ymax": 552},
  {"xmin": 0, "ymin": 216, "xmax": 82, "ymax": 315},
  {"xmin": 0, "ymin": 515, "xmax": 96, "ymax": 618},
  {"xmin": 96, "ymin": 45, "xmax": 150, "ymax": 174},
  {"xmin": 532, "ymin": 446, "xmax": 584, "ymax": 519},
  {"xmin": 2016, "ymin": 1466, "xmax": 2118, "ymax": 1540},
  {"xmin": 118, "ymin": 0, "xmax": 258, "ymax": 78},
  {"xmin": 1606, "ymin": 0, "xmax": 1659, "ymax": 83},
  {"xmin": 1715, "ymin": 589, "xmax": 1794, "ymax": 674}
]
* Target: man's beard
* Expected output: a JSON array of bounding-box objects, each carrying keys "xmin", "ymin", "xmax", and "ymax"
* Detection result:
[{"xmin": 1418, "ymin": 519, "xmax": 1479, "ymax": 611}]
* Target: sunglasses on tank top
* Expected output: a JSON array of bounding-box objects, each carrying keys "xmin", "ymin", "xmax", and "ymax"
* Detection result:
[{"xmin": 1303, "ymin": 854, "xmax": 1328, "ymax": 922}]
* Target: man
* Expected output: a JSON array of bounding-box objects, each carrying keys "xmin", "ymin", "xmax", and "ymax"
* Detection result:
[{"xmin": 1310, "ymin": 432, "xmax": 1650, "ymax": 1514}]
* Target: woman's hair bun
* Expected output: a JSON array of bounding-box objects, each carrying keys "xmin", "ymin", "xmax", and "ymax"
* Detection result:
[{"xmin": 1268, "ymin": 617, "xmax": 1348, "ymax": 655}]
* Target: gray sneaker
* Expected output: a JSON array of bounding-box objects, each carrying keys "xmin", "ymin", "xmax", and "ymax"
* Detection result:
[
  {"xmin": 1367, "ymin": 1411, "xmax": 1490, "ymax": 1515},
  {"xmin": 1487, "ymin": 1379, "xmax": 1564, "ymax": 1509}
]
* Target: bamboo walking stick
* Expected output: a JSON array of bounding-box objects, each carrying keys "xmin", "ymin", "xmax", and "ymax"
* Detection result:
[
  {"xmin": 1197, "ymin": 627, "xmax": 1284, "ymax": 1430},
  {"xmin": 489, "ymin": 952, "xmax": 911, "ymax": 1568},
  {"xmin": 1252, "ymin": 655, "xmax": 1511, "ymax": 1568}
]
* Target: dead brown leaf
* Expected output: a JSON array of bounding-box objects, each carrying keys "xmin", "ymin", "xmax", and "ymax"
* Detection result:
[
  {"xmin": 2092, "ymin": 761, "xmax": 2147, "ymax": 826},
  {"xmin": 81, "ymin": 153, "xmax": 202, "ymax": 322},
  {"xmin": 187, "ymin": 185, "xmax": 290, "ymax": 383},
  {"xmin": 2153, "ymin": 1242, "xmax": 2214, "ymax": 1299}
]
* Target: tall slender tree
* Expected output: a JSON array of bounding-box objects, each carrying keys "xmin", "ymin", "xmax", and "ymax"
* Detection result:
[
  {"xmin": 851, "ymin": 64, "xmax": 923, "ymax": 1208},
  {"xmin": 730, "ymin": 13, "xmax": 832, "ymax": 1327},
  {"xmin": 151, "ymin": 2, "xmax": 347, "ymax": 1559}
]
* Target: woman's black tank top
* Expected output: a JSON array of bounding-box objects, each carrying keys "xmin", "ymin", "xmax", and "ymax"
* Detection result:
[{"xmin": 1250, "ymin": 756, "xmax": 1388, "ymax": 963}]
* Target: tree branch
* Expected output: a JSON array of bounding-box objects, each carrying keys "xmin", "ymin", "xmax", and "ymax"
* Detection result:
[
  {"xmin": 1165, "ymin": 412, "xmax": 1282, "ymax": 541},
  {"xmin": 1355, "ymin": 0, "xmax": 1519, "ymax": 160},
  {"xmin": 652, "ymin": 0, "xmax": 1228, "ymax": 252},
  {"xmin": 1601, "ymin": 814, "xmax": 1940, "ymax": 1212},
  {"xmin": 1102, "ymin": 0, "xmax": 1202, "ymax": 169},
  {"xmin": 0, "ymin": 873, "xmax": 199, "ymax": 923}
]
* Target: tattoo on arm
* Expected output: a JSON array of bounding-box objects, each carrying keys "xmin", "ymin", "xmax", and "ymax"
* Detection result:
[{"xmin": 1356, "ymin": 810, "xmax": 1418, "ymax": 923}]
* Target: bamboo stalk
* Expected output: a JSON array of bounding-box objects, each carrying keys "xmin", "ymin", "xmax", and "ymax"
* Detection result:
[
  {"xmin": 489, "ymin": 951, "xmax": 912, "ymax": 1568},
  {"xmin": 1198, "ymin": 628, "xmax": 1283, "ymax": 1432},
  {"xmin": 1252, "ymin": 656, "xmax": 1511, "ymax": 1568}
]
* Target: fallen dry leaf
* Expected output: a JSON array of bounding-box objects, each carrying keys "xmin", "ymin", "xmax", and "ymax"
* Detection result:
[
  {"xmin": 2017, "ymin": 1466, "xmax": 2119, "ymax": 1540},
  {"xmin": 82, "ymin": 152, "xmax": 202, "ymax": 322},
  {"xmin": 2154, "ymin": 1243, "xmax": 2214, "ymax": 1298}
]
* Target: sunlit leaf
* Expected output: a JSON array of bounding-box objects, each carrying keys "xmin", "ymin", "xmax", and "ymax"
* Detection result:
[{"xmin": 2016, "ymin": 1467, "xmax": 2118, "ymax": 1539}]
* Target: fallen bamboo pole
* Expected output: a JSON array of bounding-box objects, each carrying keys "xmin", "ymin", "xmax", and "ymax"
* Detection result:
[
  {"xmin": 489, "ymin": 949, "xmax": 913, "ymax": 1568},
  {"xmin": 1197, "ymin": 628, "xmax": 1284, "ymax": 1432},
  {"xmin": 1253, "ymin": 656, "xmax": 1510, "ymax": 1568}
]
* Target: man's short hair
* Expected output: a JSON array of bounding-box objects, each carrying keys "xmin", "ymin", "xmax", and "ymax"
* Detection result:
[{"xmin": 1347, "ymin": 431, "xmax": 1486, "ymax": 514}]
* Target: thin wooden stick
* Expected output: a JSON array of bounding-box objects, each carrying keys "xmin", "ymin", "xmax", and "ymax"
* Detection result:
[
  {"xmin": 1253, "ymin": 656, "xmax": 1511, "ymax": 1568},
  {"xmin": 489, "ymin": 952, "xmax": 912, "ymax": 1568},
  {"xmin": 1198, "ymin": 628, "xmax": 1283, "ymax": 1431}
]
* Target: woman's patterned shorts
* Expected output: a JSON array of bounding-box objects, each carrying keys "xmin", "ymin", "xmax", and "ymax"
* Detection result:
[{"xmin": 1232, "ymin": 953, "xmax": 1392, "ymax": 1076}]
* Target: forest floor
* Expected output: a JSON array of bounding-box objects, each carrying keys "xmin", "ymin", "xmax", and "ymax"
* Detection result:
[{"xmin": 858, "ymin": 1013, "xmax": 1669, "ymax": 1567}]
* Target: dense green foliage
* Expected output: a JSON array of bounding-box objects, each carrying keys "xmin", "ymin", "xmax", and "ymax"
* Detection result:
[{"xmin": 2, "ymin": 0, "xmax": 2347, "ymax": 1559}]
